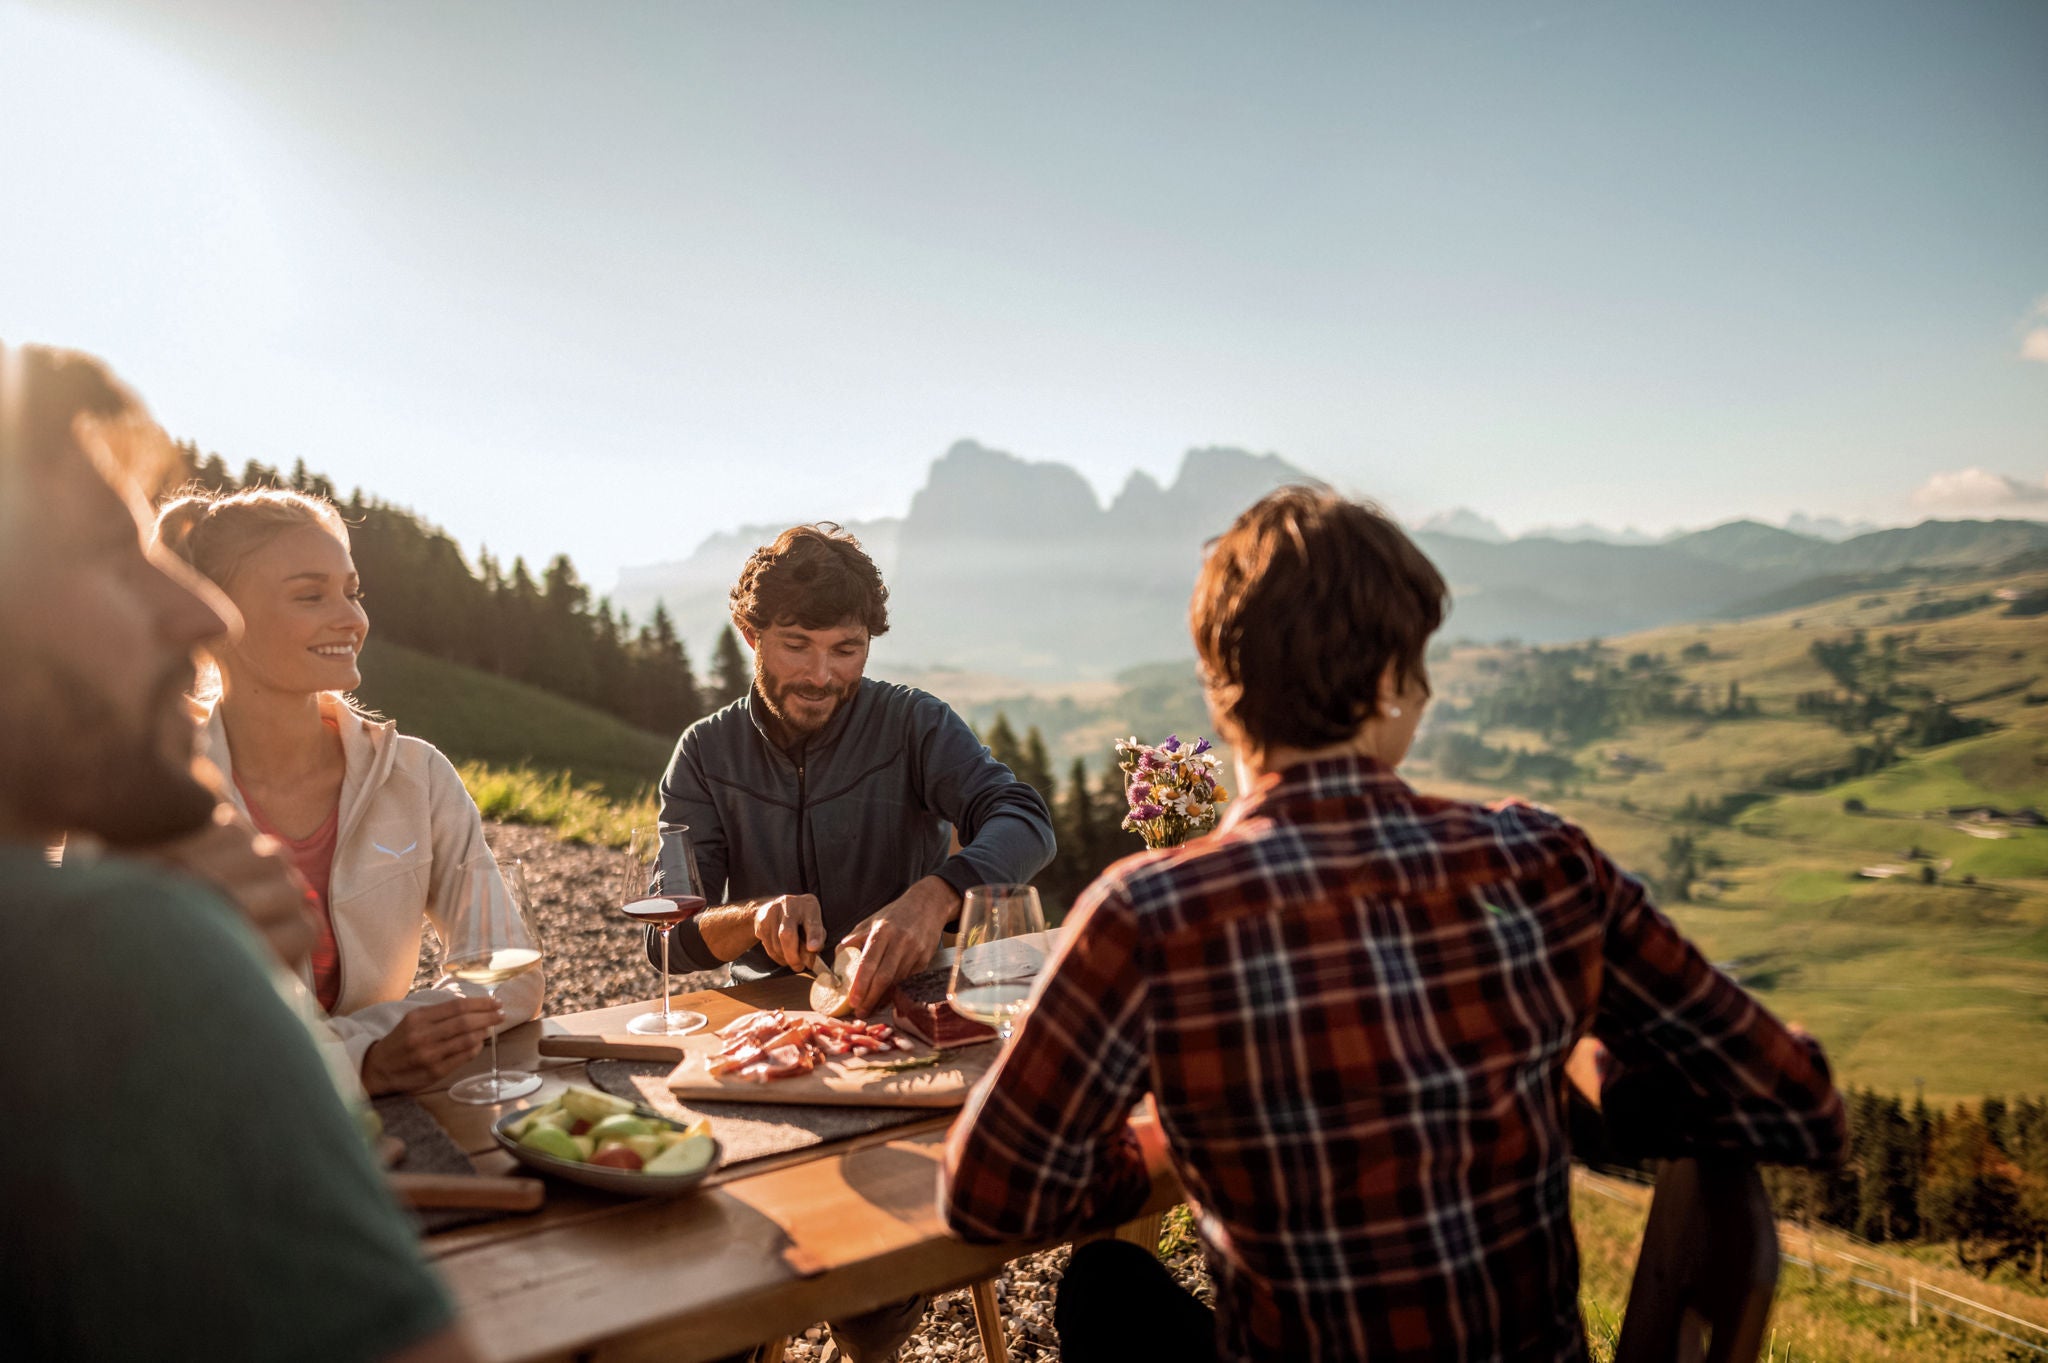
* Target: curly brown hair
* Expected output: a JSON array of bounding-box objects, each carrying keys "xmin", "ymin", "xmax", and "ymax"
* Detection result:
[
  {"xmin": 730, "ymin": 523, "xmax": 890, "ymax": 637},
  {"xmin": 1191, "ymin": 486, "xmax": 1446, "ymax": 752}
]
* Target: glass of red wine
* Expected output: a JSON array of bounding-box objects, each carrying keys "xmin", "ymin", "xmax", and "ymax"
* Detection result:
[{"xmin": 622, "ymin": 823, "xmax": 710, "ymax": 1036}]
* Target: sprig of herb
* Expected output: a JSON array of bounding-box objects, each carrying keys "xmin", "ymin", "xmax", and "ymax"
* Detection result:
[{"xmin": 855, "ymin": 1051, "xmax": 949, "ymax": 1073}]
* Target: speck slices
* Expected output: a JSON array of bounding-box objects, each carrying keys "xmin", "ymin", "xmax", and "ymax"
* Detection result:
[{"xmin": 707, "ymin": 1008, "xmax": 914, "ymax": 1082}]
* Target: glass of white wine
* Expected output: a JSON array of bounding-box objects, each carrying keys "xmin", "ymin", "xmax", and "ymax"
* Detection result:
[
  {"xmin": 947, "ymin": 883, "xmax": 1047, "ymax": 1042},
  {"xmin": 445, "ymin": 859, "xmax": 545, "ymax": 1105}
]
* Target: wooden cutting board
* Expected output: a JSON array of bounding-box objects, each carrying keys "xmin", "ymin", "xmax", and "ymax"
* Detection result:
[
  {"xmin": 541, "ymin": 1009, "xmax": 1000, "ymax": 1109},
  {"xmin": 668, "ymin": 1011, "xmax": 1001, "ymax": 1108}
]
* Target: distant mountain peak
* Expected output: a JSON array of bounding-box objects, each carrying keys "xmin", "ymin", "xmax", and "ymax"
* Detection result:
[
  {"xmin": 1169, "ymin": 445, "xmax": 1317, "ymax": 491},
  {"xmin": 1108, "ymin": 468, "xmax": 1168, "ymax": 518},
  {"xmin": 910, "ymin": 438, "xmax": 1103, "ymax": 535},
  {"xmin": 1522, "ymin": 521, "xmax": 1659, "ymax": 546},
  {"xmin": 1417, "ymin": 508, "xmax": 1509, "ymax": 543},
  {"xmin": 1782, "ymin": 512, "xmax": 1881, "ymax": 542}
]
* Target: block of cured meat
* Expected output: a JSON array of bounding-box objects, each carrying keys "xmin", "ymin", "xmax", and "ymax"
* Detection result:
[{"xmin": 888, "ymin": 966, "xmax": 999, "ymax": 1048}]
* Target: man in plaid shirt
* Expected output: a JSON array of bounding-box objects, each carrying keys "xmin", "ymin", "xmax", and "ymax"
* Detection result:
[{"xmin": 939, "ymin": 488, "xmax": 1845, "ymax": 1363}]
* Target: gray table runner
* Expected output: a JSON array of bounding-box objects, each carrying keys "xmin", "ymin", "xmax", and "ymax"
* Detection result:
[{"xmin": 587, "ymin": 1060, "xmax": 932, "ymax": 1166}]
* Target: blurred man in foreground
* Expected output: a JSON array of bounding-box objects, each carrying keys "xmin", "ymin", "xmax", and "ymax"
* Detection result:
[
  {"xmin": 941, "ymin": 487, "xmax": 1846, "ymax": 1363},
  {"xmin": 0, "ymin": 343, "xmax": 476, "ymax": 1362}
]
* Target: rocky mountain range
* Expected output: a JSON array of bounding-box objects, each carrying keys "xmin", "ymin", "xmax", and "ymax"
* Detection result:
[{"xmin": 612, "ymin": 443, "xmax": 2048, "ymax": 679}]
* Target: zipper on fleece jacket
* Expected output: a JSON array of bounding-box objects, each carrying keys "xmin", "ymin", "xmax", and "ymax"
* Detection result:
[{"xmin": 795, "ymin": 755, "xmax": 813, "ymax": 897}]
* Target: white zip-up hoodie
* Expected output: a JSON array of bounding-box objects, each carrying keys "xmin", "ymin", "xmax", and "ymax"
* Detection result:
[{"xmin": 199, "ymin": 697, "xmax": 546, "ymax": 1077}]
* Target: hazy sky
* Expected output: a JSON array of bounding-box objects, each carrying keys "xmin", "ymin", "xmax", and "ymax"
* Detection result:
[{"xmin": 4, "ymin": 0, "xmax": 2044, "ymax": 589}]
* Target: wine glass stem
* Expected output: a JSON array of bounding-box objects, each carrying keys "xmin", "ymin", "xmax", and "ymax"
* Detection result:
[
  {"xmin": 660, "ymin": 926, "xmax": 674, "ymax": 1019},
  {"xmin": 486, "ymin": 984, "xmax": 502, "ymax": 1086}
]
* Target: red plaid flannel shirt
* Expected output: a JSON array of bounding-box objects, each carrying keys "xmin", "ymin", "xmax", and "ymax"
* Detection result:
[{"xmin": 940, "ymin": 753, "xmax": 1844, "ymax": 1363}]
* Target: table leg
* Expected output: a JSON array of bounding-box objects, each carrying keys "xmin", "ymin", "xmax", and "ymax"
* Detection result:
[
  {"xmin": 969, "ymin": 1277, "xmax": 1008, "ymax": 1363},
  {"xmin": 1115, "ymin": 1211, "xmax": 1166, "ymax": 1258}
]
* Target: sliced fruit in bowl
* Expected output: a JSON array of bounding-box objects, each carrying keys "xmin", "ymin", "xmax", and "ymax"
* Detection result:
[{"xmin": 494, "ymin": 1086, "xmax": 718, "ymax": 1196}]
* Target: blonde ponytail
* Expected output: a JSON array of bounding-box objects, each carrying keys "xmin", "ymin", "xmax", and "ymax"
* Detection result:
[
  {"xmin": 151, "ymin": 494, "xmax": 213, "ymax": 564},
  {"xmin": 150, "ymin": 484, "xmax": 347, "ymax": 590}
]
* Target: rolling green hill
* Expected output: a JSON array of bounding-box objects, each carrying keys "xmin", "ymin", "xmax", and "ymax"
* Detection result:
[
  {"xmin": 1413, "ymin": 564, "xmax": 2048, "ymax": 1104},
  {"xmin": 352, "ymin": 639, "xmax": 675, "ymax": 797}
]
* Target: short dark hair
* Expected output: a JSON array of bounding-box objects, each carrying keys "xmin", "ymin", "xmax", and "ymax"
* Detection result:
[
  {"xmin": 1190, "ymin": 486, "xmax": 1446, "ymax": 752},
  {"xmin": 730, "ymin": 523, "xmax": 890, "ymax": 637}
]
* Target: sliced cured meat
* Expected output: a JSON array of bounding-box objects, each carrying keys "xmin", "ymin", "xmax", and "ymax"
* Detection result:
[
  {"xmin": 888, "ymin": 967, "xmax": 999, "ymax": 1048},
  {"xmin": 708, "ymin": 1010, "xmax": 913, "ymax": 1082}
]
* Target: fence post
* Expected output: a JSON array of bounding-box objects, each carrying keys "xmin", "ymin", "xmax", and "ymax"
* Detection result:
[{"xmin": 1908, "ymin": 1278, "xmax": 1919, "ymax": 1327}]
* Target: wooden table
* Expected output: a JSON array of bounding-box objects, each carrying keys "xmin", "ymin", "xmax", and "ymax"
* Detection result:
[{"xmin": 420, "ymin": 972, "xmax": 1181, "ymax": 1363}]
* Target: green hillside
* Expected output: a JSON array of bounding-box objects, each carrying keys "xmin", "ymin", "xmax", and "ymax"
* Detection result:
[
  {"xmin": 352, "ymin": 639, "xmax": 675, "ymax": 797},
  {"xmin": 1413, "ymin": 565, "xmax": 2048, "ymax": 1105}
]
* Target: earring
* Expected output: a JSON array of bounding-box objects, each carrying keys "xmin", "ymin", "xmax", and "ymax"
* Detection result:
[{"xmin": 1386, "ymin": 705, "xmax": 1402, "ymax": 718}]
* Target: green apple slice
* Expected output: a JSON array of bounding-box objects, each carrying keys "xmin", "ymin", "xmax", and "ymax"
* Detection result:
[
  {"xmin": 644, "ymin": 1134, "xmax": 714, "ymax": 1177},
  {"xmin": 519, "ymin": 1125, "xmax": 581, "ymax": 1162},
  {"xmin": 560, "ymin": 1087, "xmax": 637, "ymax": 1123}
]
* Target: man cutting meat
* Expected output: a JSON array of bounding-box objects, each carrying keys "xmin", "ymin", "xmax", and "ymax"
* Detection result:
[
  {"xmin": 643, "ymin": 522, "xmax": 1055, "ymax": 1363},
  {"xmin": 643, "ymin": 523, "xmax": 1055, "ymax": 1014}
]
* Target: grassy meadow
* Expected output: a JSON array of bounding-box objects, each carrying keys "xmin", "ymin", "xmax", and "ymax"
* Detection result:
[
  {"xmin": 1571, "ymin": 1170, "xmax": 2046, "ymax": 1361},
  {"xmin": 1412, "ymin": 567, "xmax": 2048, "ymax": 1105},
  {"xmin": 353, "ymin": 639, "xmax": 675, "ymax": 798}
]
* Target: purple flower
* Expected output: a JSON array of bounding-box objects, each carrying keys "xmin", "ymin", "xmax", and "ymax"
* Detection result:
[
  {"xmin": 1137, "ymin": 752, "xmax": 1161, "ymax": 771},
  {"xmin": 1132, "ymin": 802, "xmax": 1165, "ymax": 821},
  {"xmin": 1191, "ymin": 737, "xmax": 1212, "ymax": 756},
  {"xmin": 1161, "ymin": 734, "xmax": 1181, "ymax": 753},
  {"xmin": 1128, "ymin": 781, "xmax": 1153, "ymax": 803}
]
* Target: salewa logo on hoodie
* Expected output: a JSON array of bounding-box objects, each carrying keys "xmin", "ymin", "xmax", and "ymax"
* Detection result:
[{"xmin": 372, "ymin": 840, "xmax": 418, "ymax": 859}]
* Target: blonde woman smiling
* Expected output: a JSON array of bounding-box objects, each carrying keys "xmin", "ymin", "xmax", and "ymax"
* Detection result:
[{"xmin": 154, "ymin": 487, "xmax": 543, "ymax": 1094}]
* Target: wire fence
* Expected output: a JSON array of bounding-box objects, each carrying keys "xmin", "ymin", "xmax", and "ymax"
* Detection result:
[
  {"xmin": 1574, "ymin": 1168, "xmax": 2048, "ymax": 1355},
  {"xmin": 1778, "ymin": 1247, "xmax": 2048, "ymax": 1356}
]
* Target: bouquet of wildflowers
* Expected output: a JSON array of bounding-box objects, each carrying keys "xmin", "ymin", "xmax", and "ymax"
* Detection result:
[{"xmin": 1116, "ymin": 734, "xmax": 1228, "ymax": 850}]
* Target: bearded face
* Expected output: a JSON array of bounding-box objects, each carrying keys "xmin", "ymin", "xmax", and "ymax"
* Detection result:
[
  {"xmin": 746, "ymin": 619, "xmax": 869, "ymax": 743},
  {"xmin": 0, "ymin": 457, "xmax": 228, "ymax": 845}
]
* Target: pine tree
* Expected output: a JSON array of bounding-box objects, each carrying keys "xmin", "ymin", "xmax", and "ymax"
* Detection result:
[
  {"xmin": 1920, "ymin": 1102, "xmax": 2017, "ymax": 1273},
  {"xmin": 2016, "ymin": 1099, "xmax": 2048, "ymax": 1283},
  {"xmin": 1097, "ymin": 760, "xmax": 1142, "ymax": 865},
  {"xmin": 590, "ymin": 601, "xmax": 630, "ymax": 720},
  {"xmin": 1021, "ymin": 727, "xmax": 1057, "ymax": 808},
  {"xmin": 1982, "ymin": 1096, "xmax": 2010, "ymax": 1153},
  {"xmin": 498, "ymin": 556, "xmax": 541, "ymax": 683},
  {"xmin": 1050, "ymin": 757, "xmax": 1100, "ymax": 908},
  {"xmin": 194, "ymin": 449, "xmax": 235, "ymax": 491},
  {"xmin": 1852, "ymin": 1089, "xmax": 1888, "ymax": 1241},
  {"xmin": 985, "ymin": 714, "xmax": 1025, "ymax": 777},
  {"xmin": 710, "ymin": 625, "xmax": 751, "ymax": 709},
  {"xmin": 639, "ymin": 604, "xmax": 703, "ymax": 735},
  {"xmin": 1879, "ymin": 1094, "xmax": 1922, "ymax": 1241},
  {"xmin": 539, "ymin": 554, "xmax": 597, "ymax": 703},
  {"xmin": 1659, "ymin": 832, "xmax": 1698, "ymax": 901}
]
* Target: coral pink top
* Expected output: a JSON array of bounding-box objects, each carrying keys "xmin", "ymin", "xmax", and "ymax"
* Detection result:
[{"xmin": 237, "ymin": 780, "xmax": 343, "ymax": 1014}]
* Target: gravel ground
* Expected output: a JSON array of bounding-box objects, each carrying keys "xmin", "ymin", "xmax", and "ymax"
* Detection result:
[{"xmin": 461, "ymin": 822, "xmax": 1215, "ymax": 1362}]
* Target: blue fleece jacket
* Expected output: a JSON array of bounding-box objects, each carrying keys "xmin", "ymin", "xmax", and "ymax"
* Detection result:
[{"xmin": 646, "ymin": 678, "xmax": 1056, "ymax": 982}]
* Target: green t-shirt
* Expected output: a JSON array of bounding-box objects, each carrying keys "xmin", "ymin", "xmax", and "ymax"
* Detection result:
[{"xmin": 0, "ymin": 845, "xmax": 455, "ymax": 1362}]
